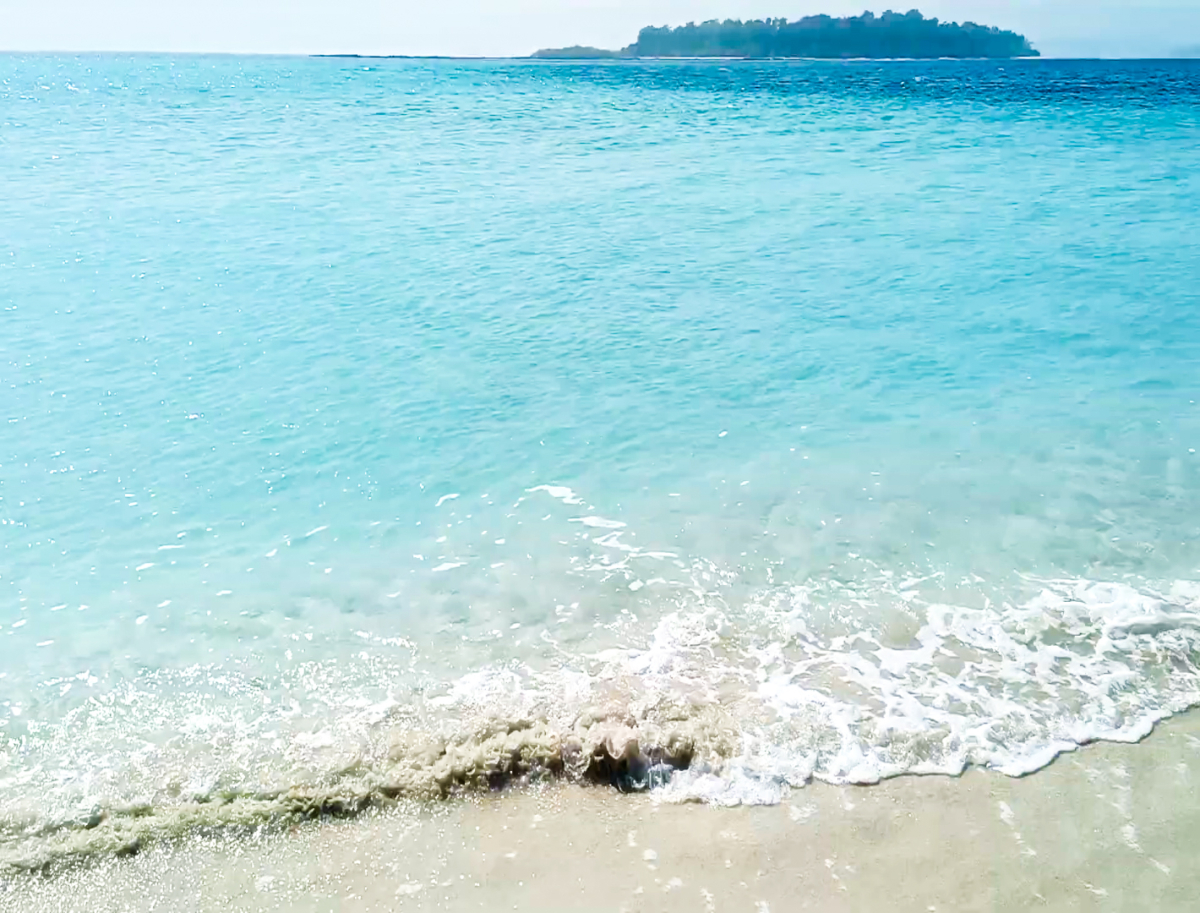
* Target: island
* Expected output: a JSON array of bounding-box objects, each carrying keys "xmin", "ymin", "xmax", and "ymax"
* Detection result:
[{"xmin": 532, "ymin": 11, "xmax": 1039, "ymax": 60}]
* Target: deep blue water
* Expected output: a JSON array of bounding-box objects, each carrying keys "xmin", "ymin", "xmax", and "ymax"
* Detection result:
[{"xmin": 2, "ymin": 57, "xmax": 1200, "ymax": 841}]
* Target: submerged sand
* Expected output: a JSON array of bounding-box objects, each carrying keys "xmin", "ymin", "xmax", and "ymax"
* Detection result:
[{"xmin": 4, "ymin": 711, "xmax": 1199, "ymax": 912}]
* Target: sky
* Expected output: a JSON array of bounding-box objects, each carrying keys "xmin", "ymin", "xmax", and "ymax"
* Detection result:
[{"xmin": 0, "ymin": 0, "xmax": 1198, "ymax": 58}]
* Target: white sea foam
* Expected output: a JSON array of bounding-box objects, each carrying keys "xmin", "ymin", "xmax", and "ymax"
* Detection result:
[
  {"xmin": 570, "ymin": 516, "xmax": 627, "ymax": 529},
  {"xmin": 400, "ymin": 558, "xmax": 1200, "ymax": 805},
  {"xmin": 527, "ymin": 485, "xmax": 584, "ymax": 505}
]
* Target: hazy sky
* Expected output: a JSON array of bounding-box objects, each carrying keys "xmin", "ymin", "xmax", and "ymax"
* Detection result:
[{"xmin": 1, "ymin": 1, "xmax": 1198, "ymax": 58}]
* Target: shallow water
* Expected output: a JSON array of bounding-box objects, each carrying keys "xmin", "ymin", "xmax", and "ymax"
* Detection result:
[{"xmin": 2, "ymin": 56, "xmax": 1200, "ymax": 867}]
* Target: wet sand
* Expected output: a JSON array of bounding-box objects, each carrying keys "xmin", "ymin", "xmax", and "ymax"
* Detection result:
[{"xmin": 5, "ymin": 711, "xmax": 1199, "ymax": 913}]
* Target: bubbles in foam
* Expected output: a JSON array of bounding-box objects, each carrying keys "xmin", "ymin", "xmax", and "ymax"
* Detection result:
[{"xmin": 648, "ymin": 573, "xmax": 1200, "ymax": 798}]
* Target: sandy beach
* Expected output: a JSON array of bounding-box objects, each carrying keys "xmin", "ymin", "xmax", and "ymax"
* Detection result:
[{"xmin": 5, "ymin": 710, "xmax": 1197, "ymax": 913}]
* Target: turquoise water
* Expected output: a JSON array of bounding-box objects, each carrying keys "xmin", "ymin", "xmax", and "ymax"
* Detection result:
[{"xmin": 2, "ymin": 56, "xmax": 1200, "ymax": 861}]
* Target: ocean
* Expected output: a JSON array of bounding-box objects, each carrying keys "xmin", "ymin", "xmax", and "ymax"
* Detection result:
[{"xmin": 2, "ymin": 55, "xmax": 1199, "ymax": 882}]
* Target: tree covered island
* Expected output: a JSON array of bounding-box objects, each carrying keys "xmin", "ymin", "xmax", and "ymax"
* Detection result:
[{"xmin": 533, "ymin": 11, "xmax": 1039, "ymax": 59}]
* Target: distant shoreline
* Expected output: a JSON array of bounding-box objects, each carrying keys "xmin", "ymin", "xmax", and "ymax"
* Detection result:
[
  {"xmin": 533, "ymin": 12, "xmax": 1039, "ymax": 60},
  {"xmin": 313, "ymin": 54, "xmax": 1046, "ymax": 61}
]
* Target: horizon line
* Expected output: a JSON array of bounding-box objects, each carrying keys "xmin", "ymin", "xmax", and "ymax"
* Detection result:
[{"xmin": 0, "ymin": 50, "xmax": 1197, "ymax": 61}]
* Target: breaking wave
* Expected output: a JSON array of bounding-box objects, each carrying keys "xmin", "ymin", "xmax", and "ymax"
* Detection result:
[{"xmin": 4, "ymin": 554, "xmax": 1200, "ymax": 876}]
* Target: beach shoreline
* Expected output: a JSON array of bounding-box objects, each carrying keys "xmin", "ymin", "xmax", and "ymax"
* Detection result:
[{"xmin": 6, "ymin": 709, "xmax": 1198, "ymax": 912}]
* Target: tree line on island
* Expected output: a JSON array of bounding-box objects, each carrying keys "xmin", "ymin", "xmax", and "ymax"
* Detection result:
[{"xmin": 533, "ymin": 11, "xmax": 1039, "ymax": 59}]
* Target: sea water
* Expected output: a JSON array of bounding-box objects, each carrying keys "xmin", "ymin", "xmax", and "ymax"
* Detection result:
[{"xmin": 1, "ymin": 56, "xmax": 1199, "ymax": 869}]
